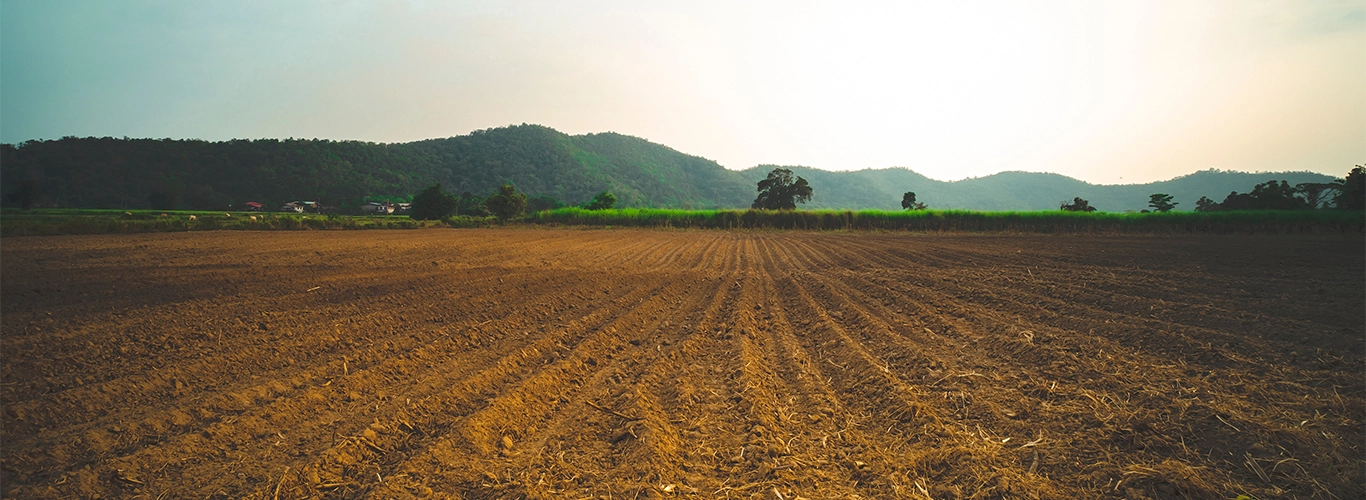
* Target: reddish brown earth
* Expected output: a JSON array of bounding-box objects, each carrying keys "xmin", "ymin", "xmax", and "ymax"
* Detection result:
[{"xmin": 1, "ymin": 229, "xmax": 1362, "ymax": 499}]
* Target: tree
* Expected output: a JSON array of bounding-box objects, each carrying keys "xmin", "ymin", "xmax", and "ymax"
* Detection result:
[
  {"xmin": 901, "ymin": 191, "xmax": 927, "ymax": 210},
  {"xmin": 527, "ymin": 194, "xmax": 564, "ymax": 212},
  {"xmin": 1248, "ymin": 180, "xmax": 1309, "ymax": 210},
  {"xmin": 584, "ymin": 191, "xmax": 617, "ymax": 210},
  {"xmin": 752, "ymin": 168, "xmax": 812, "ymax": 210},
  {"xmin": 1210, "ymin": 180, "xmax": 1311, "ymax": 211},
  {"xmin": 1194, "ymin": 196, "xmax": 1221, "ymax": 212},
  {"xmin": 1295, "ymin": 182, "xmax": 1340, "ymax": 210},
  {"xmin": 410, "ymin": 183, "xmax": 458, "ymax": 220},
  {"xmin": 457, "ymin": 192, "xmax": 488, "ymax": 216},
  {"xmin": 6, "ymin": 179, "xmax": 40, "ymax": 209},
  {"xmin": 1218, "ymin": 190, "xmax": 1252, "ymax": 210},
  {"xmin": 1333, "ymin": 165, "xmax": 1364, "ymax": 211},
  {"xmin": 185, "ymin": 184, "xmax": 231, "ymax": 210},
  {"xmin": 149, "ymin": 175, "xmax": 186, "ymax": 210},
  {"xmin": 148, "ymin": 191, "xmax": 179, "ymax": 210},
  {"xmin": 485, "ymin": 183, "xmax": 528, "ymax": 219},
  {"xmin": 1060, "ymin": 197, "xmax": 1096, "ymax": 212},
  {"xmin": 1147, "ymin": 193, "xmax": 1177, "ymax": 212}
]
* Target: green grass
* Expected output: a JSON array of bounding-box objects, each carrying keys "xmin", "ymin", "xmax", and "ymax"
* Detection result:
[
  {"xmin": 4, "ymin": 207, "xmax": 1361, "ymax": 236},
  {"xmin": 526, "ymin": 207, "xmax": 1365, "ymax": 233}
]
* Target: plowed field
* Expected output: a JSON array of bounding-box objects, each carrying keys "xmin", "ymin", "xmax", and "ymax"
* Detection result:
[{"xmin": 2, "ymin": 230, "xmax": 1362, "ymax": 499}]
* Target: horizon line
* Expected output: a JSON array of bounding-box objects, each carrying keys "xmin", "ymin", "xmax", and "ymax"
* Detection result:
[{"xmin": 3, "ymin": 126, "xmax": 1350, "ymax": 187}]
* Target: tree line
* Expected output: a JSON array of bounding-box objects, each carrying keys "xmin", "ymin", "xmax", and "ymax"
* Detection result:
[
  {"xmin": 1059, "ymin": 166, "xmax": 1364, "ymax": 213},
  {"xmin": 749, "ymin": 166, "xmax": 1365, "ymax": 215},
  {"xmin": 0, "ymin": 126, "xmax": 751, "ymax": 212},
  {"xmin": 408, "ymin": 183, "xmax": 618, "ymax": 220},
  {"xmin": 4, "ymin": 130, "xmax": 1358, "ymax": 214}
]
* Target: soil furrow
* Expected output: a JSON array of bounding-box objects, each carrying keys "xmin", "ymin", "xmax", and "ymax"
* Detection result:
[
  {"xmin": 2, "ymin": 230, "xmax": 1360, "ymax": 499},
  {"xmin": 5, "ymin": 271, "xmax": 664, "ymax": 498}
]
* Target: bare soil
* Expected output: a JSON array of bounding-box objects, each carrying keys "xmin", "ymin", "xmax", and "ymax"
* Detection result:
[{"xmin": 2, "ymin": 229, "xmax": 1362, "ymax": 499}]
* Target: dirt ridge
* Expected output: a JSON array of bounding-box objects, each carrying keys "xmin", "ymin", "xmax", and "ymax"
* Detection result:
[{"xmin": 2, "ymin": 229, "xmax": 1361, "ymax": 499}]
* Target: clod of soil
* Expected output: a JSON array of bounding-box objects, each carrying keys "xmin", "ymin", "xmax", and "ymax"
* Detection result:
[{"xmin": 1, "ymin": 229, "xmax": 1362, "ymax": 498}]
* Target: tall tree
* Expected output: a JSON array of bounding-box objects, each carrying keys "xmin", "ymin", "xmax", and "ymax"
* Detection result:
[
  {"xmin": 6, "ymin": 179, "xmax": 40, "ymax": 209},
  {"xmin": 485, "ymin": 183, "xmax": 528, "ymax": 219},
  {"xmin": 1147, "ymin": 193, "xmax": 1177, "ymax": 212},
  {"xmin": 527, "ymin": 194, "xmax": 564, "ymax": 212},
  {"xmin": 1221, "ymin": 180, "xmax": 1309, "ymax": 210},
  {"xmin": 410, "ymin": 183, "xmax": 458, "ymax": 220},
  {"xmin": 456, "ymin": 192, "xmax": 489, "ymax": 216},
  {"xmin": 901, "ymin": 191, "xmax": 926, "ymax": 210},
  {"xmin": 1333, "ymin": 166, "xmax": 1364, "ymax": 211},
  {"xmin": 1194, "ymin": 196, "xmax": 1221, "ymax": 212},
  {"xmin": 147, "ymin": 191, "xmax": 179, "ymax": 210},
  {"xmin": 1295, "ymin": 182, "xmax": 1340, "ymax": 209},
  {"xmin": 752, "ymin": 168, "xmax": 812, "ymax": 210}
]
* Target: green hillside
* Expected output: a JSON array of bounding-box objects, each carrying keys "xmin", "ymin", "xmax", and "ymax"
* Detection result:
[
  {"xmin": 405, "ymin": 126, "xmax": 750, "ymax": 208},
  {"xmin": 1, "ymin": 124, "xmax": 1346, "ymax": 212},
  {"xmin": 1, "ymin": 125, "xmax": 751, "ymax": 211}
]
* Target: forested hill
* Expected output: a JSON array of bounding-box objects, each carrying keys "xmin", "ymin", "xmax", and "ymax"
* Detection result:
[
  {"xmin": 0, "ymin": 125, "xmax": 752, "ymax": 211},
  {"xmin": 1, "ymin": 124, "xmax": 1342, "ymax": 212},
  {"xmin": 738, "ymin": 166, "xmax": 1341, "ymax": 212},
  {"xmin": 404, "ymin": 127, "xmax": 752, "ymax": 208}
]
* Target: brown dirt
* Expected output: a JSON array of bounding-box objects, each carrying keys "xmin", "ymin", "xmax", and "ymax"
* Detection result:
[{"xmin": 2, "ymin": 229, "xmax": 1362, "ymax": 499}]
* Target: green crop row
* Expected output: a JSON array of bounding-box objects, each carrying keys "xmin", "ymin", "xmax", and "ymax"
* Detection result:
[
  {"xmin": 525, "ymin": 207, "xmax": 1365, "ymax": 234},
  {"xmin": 4, "ymin": 207, "xmax": 1361, "ymax": 236}
]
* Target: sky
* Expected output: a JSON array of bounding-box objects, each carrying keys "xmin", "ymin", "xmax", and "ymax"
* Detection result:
[{"xmin": 2, "ymin": 0, "xmax": 1362, "ymax": 184}]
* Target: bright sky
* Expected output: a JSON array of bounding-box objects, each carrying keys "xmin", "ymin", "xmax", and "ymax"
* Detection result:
[{"xmin": 2, "ymin": 1, "xmax": 1362, "ymax": 183}]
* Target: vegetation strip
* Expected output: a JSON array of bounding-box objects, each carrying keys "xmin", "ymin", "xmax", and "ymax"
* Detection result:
[{"xmin": 4, "ymin": 207, "xmax": 1362, "ymax": 236}]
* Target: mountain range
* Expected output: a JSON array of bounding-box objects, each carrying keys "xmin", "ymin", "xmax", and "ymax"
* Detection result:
[
  {"xmin": 0, "ymin": 124, "xmax": 1343, "ymax": 212},
  {"xmin": 740, "ymin": 166, "xmax": 1341, "ymax": 212}
]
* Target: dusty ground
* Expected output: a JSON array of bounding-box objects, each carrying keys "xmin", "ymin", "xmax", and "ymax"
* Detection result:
[{"xmin": 1, "ymin": 229, "xmax": 1362, "ymax": 499}]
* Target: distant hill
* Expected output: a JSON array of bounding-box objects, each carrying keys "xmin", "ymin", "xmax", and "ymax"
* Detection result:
[
  {"xmin": 1, "ymin": 124, "xmax": 1345, "ymax": 212},
  {"xmin": 1, "ymin": 125, "xmax": 752, "ymax": 211},
  {"xmin": 738, "ymin": 166, "xmax": 1342, "ymax": 212},
  {"xmin": 404, "ymin": 126, "xmax": 751, "ymax": 208}
]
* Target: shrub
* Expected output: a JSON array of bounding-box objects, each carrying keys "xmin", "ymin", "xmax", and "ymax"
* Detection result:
[
  {"xmin": 585, "ymin": 191, "xmax": 617, "ymax": 210},
  {"xmin": 1060, "ymin": 197, "xmax": 1097, "ymax": 212}
]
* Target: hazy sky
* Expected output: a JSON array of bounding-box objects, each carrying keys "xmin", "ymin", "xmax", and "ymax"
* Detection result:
[{"xmin": 2, "ymin": 1, "xmax": 1362, "ymax": 183}]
